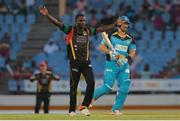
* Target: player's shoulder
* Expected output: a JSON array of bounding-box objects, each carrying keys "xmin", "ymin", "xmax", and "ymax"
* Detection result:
[
  {"xmin": 126, "ymin": 33, "xmax": 133, "ymax": 39},
  {"xmin": 62, "ymin": 24, "xmax": 73, "ymax": 34},
  {"xmin": 126, "ymin": 33, "xmax": 136, "ymax": 44},
  {"xmin": 46, "ymin": 71, "xmax": 52, "ymax": 74},
  {"xmin": 109, "ymin": 31, "xmax": 118, "ymax": 38},
  {"xmin": 111, "ymin": 31, "xmax": 118, "ymax": 36},
  {"xmin": 34, "ymin": 70, "xmax": 40, "ymax": 75}
]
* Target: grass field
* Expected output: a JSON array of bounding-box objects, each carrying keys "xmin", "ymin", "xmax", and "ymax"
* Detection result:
[{"xmin": 0, "ymin": 110, "xmax": 180, "ymax": 120}]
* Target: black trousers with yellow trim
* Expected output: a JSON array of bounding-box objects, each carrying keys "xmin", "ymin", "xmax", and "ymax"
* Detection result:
[{"xmin": 69, "ymin": 60, "xmax": 95, "ymax": 113}]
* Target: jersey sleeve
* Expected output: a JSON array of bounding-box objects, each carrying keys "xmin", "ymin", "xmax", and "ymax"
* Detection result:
[
  {"xmin": 30, "ymin": 73, "xmax": 37, "ymax": 82},
  {"xmin": 30, "ymin": 70, "xmax": 40, "ymax": 82},
  {"xmin": 89, "ymin": 27, "xmax": 96, "ymax": 36},
  {"xmin": 129, "ymin": 39, "xmax": 136, "ymax": 52},
  {"xmin": 60, "ymin": 24, "xmax": 72, "ymax": 34},
  {"xmin": 50, "ymin": 73, "xmax": 60, "ymax": 81}
]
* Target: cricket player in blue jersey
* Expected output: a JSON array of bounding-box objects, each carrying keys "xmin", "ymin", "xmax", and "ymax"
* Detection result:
[{"xmin": 91, "ymin": 16, "xmax": 136, "ymax": 115}]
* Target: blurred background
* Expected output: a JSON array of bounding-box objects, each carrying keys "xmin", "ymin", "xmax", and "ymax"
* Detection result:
[{"xmin": 0, "ymin": 0, "xmax": 180, "ymax": 112}]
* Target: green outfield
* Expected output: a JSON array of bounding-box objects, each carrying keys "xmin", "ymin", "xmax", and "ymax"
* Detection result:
[{"xmin": 0, "ymin": 110, "xmax": 180, "ymax": 120}]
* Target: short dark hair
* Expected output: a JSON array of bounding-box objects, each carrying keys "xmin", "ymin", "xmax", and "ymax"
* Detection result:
[{"xmin": 75, "ymin": 14, "xmax": 85, "ymax": 20}]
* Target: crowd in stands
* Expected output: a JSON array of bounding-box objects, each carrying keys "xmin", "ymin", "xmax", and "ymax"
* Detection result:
[{"xmin": 0, "ymin": 0, "xmax": 35, "ymax": 14}]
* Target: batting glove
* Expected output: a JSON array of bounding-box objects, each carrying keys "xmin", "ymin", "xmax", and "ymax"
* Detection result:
[{"xmin": 109, "ymin": 49, "xmax": 118, "ymax": 61}]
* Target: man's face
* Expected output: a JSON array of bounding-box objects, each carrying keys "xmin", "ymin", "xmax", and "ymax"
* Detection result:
[
  {"xmin": 40, "ymin": 65, "xmax": 47, "ymax": 73},
  {"xmin": 76, "ymin": 16, "xmax": 86, "ymax": 28},
  {"xmin": 116, "ymin": 19, "xmax": 129, "ymax": 32},
  {"xmin": 120, "ymin": 22, "xmax": 129, "ymax": 32}
]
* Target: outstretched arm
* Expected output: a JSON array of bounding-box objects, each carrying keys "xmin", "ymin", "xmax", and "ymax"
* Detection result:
[
  {"xmin": 51, "ymin": 73, "xmax": 60, "ymax": 81},
  {"xmin": 39, "ymin": 6, "xmax": 64, "ymax": 29},
  {"xmin": 96, "ymin": 23, "xmax": 116, "ymax": 33}
]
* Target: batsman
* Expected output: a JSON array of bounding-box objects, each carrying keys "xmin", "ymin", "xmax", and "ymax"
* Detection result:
[{"xmin": 91, "ymin": 16, "xmax": 136, "ymax": 115}]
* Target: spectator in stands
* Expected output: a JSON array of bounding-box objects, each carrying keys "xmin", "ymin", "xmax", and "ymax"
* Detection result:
[
  {"xmin": 18, "ymin": 0, "xmax": 27, "ymax": 14},
  {"xmin": 140, "ymin": 63, "xmax": 152, "ymax": 79},
  {"xmin": 23, "ymin": 58, "xmax": 37, "ymax": 74},
  {"xmin": 44, "ymin": 40, "xmax": 59, "ymax": 56},
  {"xmin": 0, "ymin": 55, "xmax": 5, "ymax": 72},
  {"xmin": 13, "ymin": 63, "xmax": 23, "ymax": 93},
  {"xmin": 76, "ymin": 0, "xmax": 87, "ymax": 12},
  {"xmin": 154, "ymin": 0, "xmax": 161, "ymax": 9},
  {"xmin": 10, "ymin": 0, "xmax": 20, "ymax": 14},
  {"xmin": 170, "ymin": 3, "xmax": 180, "ymax": 30},
  {"xmin": 164, "ymin": 59, "xmax": 179, "ymax": 78},
  {"xmin": 118, "ymin": 1, "xmax": 125, "ymax": 16},
  {"xmin": 170, "ymin": 59, "xmax": 179, "ymax": 78},
  {"xmin": 164, "ymin": 0, "xmax": 172, "ymax": 12},
  {"xmin": 125, "ymin": 5, "xmax": 136, "ymax": 22},
  {"xmin": 25, "ymin": 0, "xmax": 35, "ymax": 14},
  {"xmin": 89, "ymin": 9, "xmax": 97, "ymax": 27},
  {"xmin": 0, "ymin": 1, "xmax": 8, "ymax": 14},
  {"xmin": 100, "ymin": 10, "xmax": 115, "ymax": 26},
  {"xmin": 29, "ymin": 60, "xmax": 37, "ymax": 73},
  {"xmin": 106, "ymin": 3, "xmax": 115, "ymax": 17},
  {"xmin": 142, "ymin": 0, "xmax": 152, "ymax": 12},
  {"xmin": 0, "ymin": 32, "xmax": 10, "ymax": 60},
  {"xmin": 30, "ymin": 61, "xmax": 59, "ymax": 114},
  {"xmin": 128, "ymin": 27, "xmax": 141, "ymax": 40},
  {"xmin": 161, "ymin": 11, "xmax": 172, "ymax": 30},
  {"xmin": 140, "ymin": 0, "xmax": 153, "ymax": 22},
  {"xmin": 5, "ymin": 58, "xmax": 14, "ymax": 76},
  {"xmin": 88, "ymin": 0, "xmax": 106, "ymax": 11},
  {"xmin": 73, "ymin": 0, "xmax": 87, "ymax": 17},
  {"xmin": 153, "ymin": 15, "xmax": 165, "ymax": 30}
]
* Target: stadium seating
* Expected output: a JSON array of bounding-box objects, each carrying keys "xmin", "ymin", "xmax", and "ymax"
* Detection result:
[{"xmin": 0, "ymin": 14, "xmax": 36, "ymax": 62}]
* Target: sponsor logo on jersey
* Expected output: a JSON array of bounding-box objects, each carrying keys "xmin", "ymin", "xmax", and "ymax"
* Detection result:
[{"xmin": 115, "ymin": 44, "xmax": 128, "ymax": 52}]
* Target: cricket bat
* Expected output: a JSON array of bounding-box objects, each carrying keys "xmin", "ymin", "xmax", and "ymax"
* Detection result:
[
  {"xmin": 101, "ymin": 32, "xmax": 125, "ymax": 59},
  {"xmin": 101, "ymin": 32, "xmax": 114, "ymax": 50}
]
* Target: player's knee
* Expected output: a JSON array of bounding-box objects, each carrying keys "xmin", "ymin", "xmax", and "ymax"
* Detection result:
[
  {"xmin": 87, "ymin": 80, "xmax": 95, "ymax": 87},
  {"xmin": 119, "ymin": 79, "xmax": 131, "ymax": 93}
]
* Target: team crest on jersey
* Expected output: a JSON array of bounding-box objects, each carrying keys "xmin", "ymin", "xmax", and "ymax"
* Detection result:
[{"xmin": 83, "ymin": 31, "xmax": 88, "ymax": 36}]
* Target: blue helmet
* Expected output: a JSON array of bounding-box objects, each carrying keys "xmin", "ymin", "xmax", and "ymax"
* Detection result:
[{"xmin": 119, "ymin": 16, "xmax": 131, "ymax": 24}]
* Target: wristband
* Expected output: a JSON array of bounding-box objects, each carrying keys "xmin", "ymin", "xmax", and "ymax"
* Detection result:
[{"xmin": 127, "ymin": 55, "xmax": 132, "ymax": 63}]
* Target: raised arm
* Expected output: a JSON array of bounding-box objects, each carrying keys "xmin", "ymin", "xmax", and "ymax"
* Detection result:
[
  {"xmin": 39, "ymin": 6, "xmax": 64, "ymax": 29},
  {"xmin": 96, "ymin": 23, "xmax": 116, "ymax": 33}
]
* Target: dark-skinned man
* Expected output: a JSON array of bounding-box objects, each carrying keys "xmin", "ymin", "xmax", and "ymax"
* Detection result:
[{"xmin": 39, "ymin": 6, "xmax": 117, "ymax": 116}]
